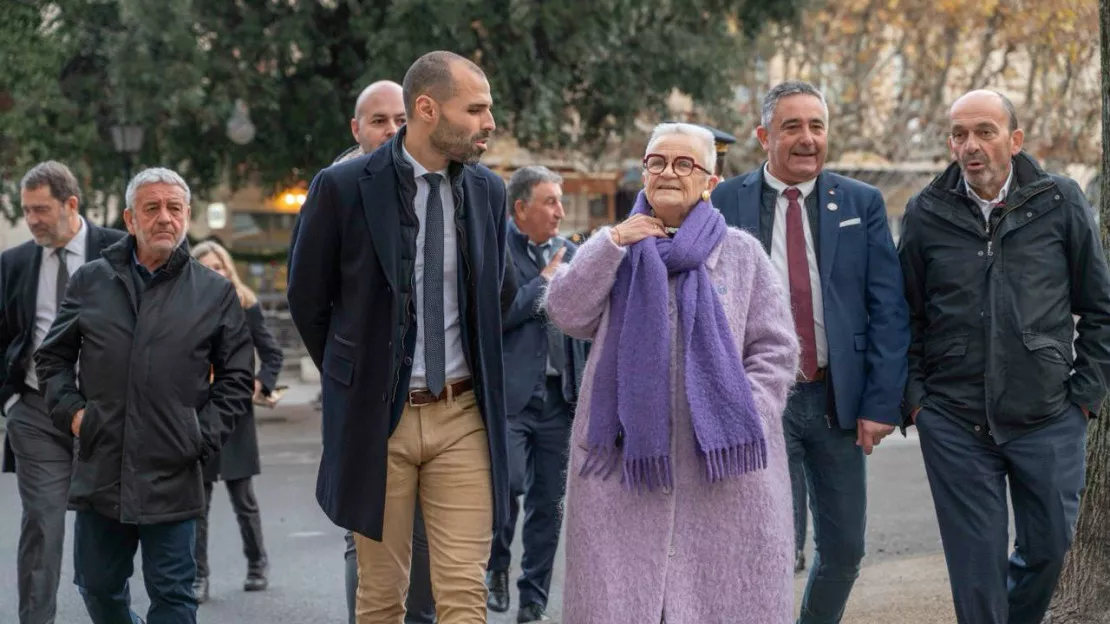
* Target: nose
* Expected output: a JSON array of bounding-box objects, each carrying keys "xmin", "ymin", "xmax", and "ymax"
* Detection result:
[
  {"xmin": 554, "ymin": 201, "xmax": 565, "ymax": 219},
  {"xmin": 482, "ymin": 110, "xmax": 496, "ymax": 133},
  {"xmin": 385, "ymin": 121, "xmax": 399, "ymax": 138}
]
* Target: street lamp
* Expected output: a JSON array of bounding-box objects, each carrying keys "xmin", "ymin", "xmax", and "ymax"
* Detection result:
[{"xmin": 110, "ymin": 124, "xmax": 144, "ymax": 227}]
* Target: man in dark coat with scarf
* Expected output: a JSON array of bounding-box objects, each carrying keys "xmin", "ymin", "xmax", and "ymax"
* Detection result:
[{"xmin": 287, "ymin": 51, "xmax": 514, "ymax": 621}]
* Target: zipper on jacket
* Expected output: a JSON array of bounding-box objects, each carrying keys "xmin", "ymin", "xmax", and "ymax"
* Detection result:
[{"xmin": 979, "ymin": 183, "xmax": 1054, "ymax": 435}]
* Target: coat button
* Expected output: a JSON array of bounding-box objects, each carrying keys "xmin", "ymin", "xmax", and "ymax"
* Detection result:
[
  {"xmin": 974, "ymin": 425, "xmax": 981, "ymax": 432},
  {"xmin": 404, "ymin": 356, "xmax": 413, "ymax": 366},
  {"xmin": 1026, "ymin": 212, "xmax": 1033, "ymax": 217},
  {"xmin": 978, "ymin": 251, "xmax": 984, "ymax": 257},
  {"xmin": 1055, "ymin": 194, "xmax": 1061, "ymax": 200},
  {"xmin": 668, "ymin": 548, "xmax": 677, "ymax": 557}
]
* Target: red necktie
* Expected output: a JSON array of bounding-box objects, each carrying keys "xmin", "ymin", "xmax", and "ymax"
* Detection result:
[{"xmin": 784, "ymin": 187, "xmax": 819, "ymax": 380}]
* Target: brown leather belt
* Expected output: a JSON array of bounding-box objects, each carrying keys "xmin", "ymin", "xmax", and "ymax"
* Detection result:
[
  {"xmin": 797, "ymin": 367, "xmax": 828, "ymax": 383},
  {"xmin": 408, "ymin": 378, "xmax": 474, "ymax": 407}
]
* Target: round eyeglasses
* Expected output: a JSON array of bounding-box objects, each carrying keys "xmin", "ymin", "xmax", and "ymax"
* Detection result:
[{"xmin": 642, "ymin": 153, "xmax": 712, "ymax": 177}]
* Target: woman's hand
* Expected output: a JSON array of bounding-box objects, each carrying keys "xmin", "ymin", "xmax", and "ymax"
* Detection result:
[{"xmin": 610, "ymin": 214, "xmax": 667, "ymax": 247}]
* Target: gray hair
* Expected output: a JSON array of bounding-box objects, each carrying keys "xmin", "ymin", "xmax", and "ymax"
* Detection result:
[
  {"xmin": 507, "ymin": 166, "xmax": 563, "ymax": 213},
  {"xmin": 645, "ymin": 123, "xmax": 716, "ymax": 173},
  {"xmin": 20, "ymin": 160, "xmax": 82, "ymax": 205},
  {"xmin": 761, "ymin": 81, "xmax": 829, "ymax": 128},
  {"xmin": 125, "ymin": 167, "xmax": 191, "ymax": 210}
]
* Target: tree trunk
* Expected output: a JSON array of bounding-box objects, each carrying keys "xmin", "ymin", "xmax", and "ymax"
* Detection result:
[{"xmin": 1046, "ymin": 1, "xmax": 1110, "ymax": 621}]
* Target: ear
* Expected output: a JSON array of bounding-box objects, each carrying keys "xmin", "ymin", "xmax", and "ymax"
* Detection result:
[
  {"xmin": 512, "ymin": 199, "xmax": 525, "ymax": 220},
  {"xmin": 1010, "ymin": 128, "xmax": 1025, "ymax": 155},
  {"xmin": 350, "ymin": 117, "xmax": 360, "ymax": 143},
  {"xmin": 415, "ymin": 94, "xmax": 437, "ymax": 124},
  {"xmin": 756, "ymin": 126, "xmax": 770, "ymax": 151},
  {"xmin": 706, "ymin": 175, "xmax": 721, "ymax": 193},
  {"xmin": 947, "ymin": 135, "xmax": 958, "ymax": 161},
  {"xmin": 64, "ymin": 195, "xmax": 79, "ymax": 216},
  {"xmin": 123, "ymin": 209, "xmax": 136, "ymax": 235}
]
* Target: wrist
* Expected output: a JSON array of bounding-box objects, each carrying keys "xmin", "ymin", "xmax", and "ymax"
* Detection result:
[{"xmin": 610, "ymin": 227, "xmax": 622, "ymax": 247}]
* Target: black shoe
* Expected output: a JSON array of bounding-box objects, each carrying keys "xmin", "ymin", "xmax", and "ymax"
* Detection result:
[
  {"xmin": 486, "ymin": 569, "xmax": 510, "ymax": 613},
  {"xmin": 517, "ymin": 603, "xmax": 551, "ymax": 623},
  {"xmin": 193, "ymin": 576, "xmax": 209, "ymax": 604},
  {"xmin": 244, "ymin": 560, "xmax": 269, "ymax": 592},
  {"xmin": 794, "ymin": 549, "xmax": 806, "ymax": 574}
]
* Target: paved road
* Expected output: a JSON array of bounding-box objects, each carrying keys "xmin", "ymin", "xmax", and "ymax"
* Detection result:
[{"xmin": 0, "ymin": 405, "xmax": 943, "ymax": 623}]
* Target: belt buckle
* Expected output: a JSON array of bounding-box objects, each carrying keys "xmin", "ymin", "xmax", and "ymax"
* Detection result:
[{"xmin": 408, "ymin": 391, "xmax": 427, "ymax": 408}]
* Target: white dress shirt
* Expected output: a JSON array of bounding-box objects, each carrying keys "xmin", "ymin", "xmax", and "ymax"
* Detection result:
[
  {"xmin": 26, "ymin": 217, "xmax": 88, "ymax": 390},
  {"xmin": 402, "ymin": 143, "xmax": 470, "ymax": 390},
  {"xmin": 764, "ymin": 166, "xmax": 828, "ymax": 368},
  {"xmin": 967, "ymin": 166, "xmax": 1014, "ymax": 223}
]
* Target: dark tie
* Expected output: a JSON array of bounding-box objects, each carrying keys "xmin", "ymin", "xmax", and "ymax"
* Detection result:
[
  {"xmin": 784, "ymin": 187, "xmax": 818, "ymax": 380},
  {"xmin": 54, "ymin": 248, "xmax": 69, "ymax": 311},
  {"xmin": 422, "ymin": 173, "xmax": 446, "ymax": 396},
  {"xmin": 531, "ymin": 242, "xmax": 550, "ymax": 271}
]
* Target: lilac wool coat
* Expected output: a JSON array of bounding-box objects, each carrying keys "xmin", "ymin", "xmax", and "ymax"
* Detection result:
[{"xmin": 545, "ymin": 225, "xmax": 800, "ymax": 624}]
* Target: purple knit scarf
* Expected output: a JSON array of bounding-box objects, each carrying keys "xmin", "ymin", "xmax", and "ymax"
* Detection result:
[{"xmin": 582, "ymin": 191, "xmax": 766, "ymax": 491}]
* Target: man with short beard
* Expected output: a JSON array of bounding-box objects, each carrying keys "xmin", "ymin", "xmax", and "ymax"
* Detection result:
[
  {"xmin": 288, "ymin": 51, "xmax": 514, "ymax": 623},
  {"xmin": 317, "ymin": 78, "xmax": 438, "ymax": 624},
  {"xmin": 0, "ymin": 161, "xmax": 124, "ymax": 624},
  {"xmin": 899, "ymin": 89, "xmax": 1110, "ymax": 624},
  {"xmin": 35, "ymin": 167, "xmax": 255, "ymax": 624}
]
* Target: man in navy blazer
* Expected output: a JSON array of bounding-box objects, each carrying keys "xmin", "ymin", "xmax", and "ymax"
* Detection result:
[
  {"xmin": 485, "ymin": 166, "xmax": 575, "ymax": 623},
  {"xmin": 287, "ymin": 51, "xmax": 514, "ymax": 621},
  {"xmin": 712, "ymin": 81, "xmax": 908, "ymax": 624}
]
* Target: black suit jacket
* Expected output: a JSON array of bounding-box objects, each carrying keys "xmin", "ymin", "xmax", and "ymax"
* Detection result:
[
  {"xmin": 287, "ymin": 129, "xmax": 515, "ymax": 540},
  {"xmin": 0, "ymin": 221, "xmax": 125, "ymax": 472}
]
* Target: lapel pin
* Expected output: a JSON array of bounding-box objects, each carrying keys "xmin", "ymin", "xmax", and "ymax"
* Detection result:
[
  {"xmin": 828, "ymin": 202, "xmax": 839, "ymax": 211},
  {"xmin": 829, "ymin": 189, "xmax": 836, "ymax": 196}
]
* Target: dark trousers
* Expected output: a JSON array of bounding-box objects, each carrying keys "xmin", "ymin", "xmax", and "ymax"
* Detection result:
[
  {"xmin": 488, "ymin": 377, "xmax": 571, "ymax": 609},
  {"xmin": 7, "ymin": 391, "xmax": 73, "ymax": 624},
  {"xmin": 344, "ymin": 502, "xmax": 436, "ymax": 624},
  {"xmin": 790, "ymin": 454, "xmax": 809, "ymax": 554},
  {"xmin": 195, "ymin": 478, "xmax": 267, "ymax": 578},
  {"xmin": 917, "ymin": 405, "xmax": 1087, "ymax": 624},
  {"xmin": 73, "ymin": 509, "xmax": 197, "ymax": 624},
  {"xmin": 784, "ymin": 381, "xmax": 867, "ymax": 624}
]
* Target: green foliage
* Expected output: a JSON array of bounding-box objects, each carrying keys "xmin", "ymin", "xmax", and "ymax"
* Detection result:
[{"xmin": 0, "ymin": 0, "xmax": 803, "ymax": 224}]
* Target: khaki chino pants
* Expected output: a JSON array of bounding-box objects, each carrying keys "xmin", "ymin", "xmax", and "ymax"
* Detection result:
[{"xmin": 354, "ymin": 390, "xmax": 492, "ymax": 624}]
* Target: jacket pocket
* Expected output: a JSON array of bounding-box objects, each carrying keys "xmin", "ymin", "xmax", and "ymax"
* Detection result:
[
  {"xmin": 1001, "ymin": 333, "xmax": 1073, "ymax": 418},
  {"xmin": 923, "ymin": 334, "xmax": 968, "ymax": 372},
  {"xmin": 77, "ymin": 403, "xmax": 101, "ymax": 462},
  {"xmin": 146, "ymin": 406, "xmax": 203, "ymax": 471},
  {"xmin": 324, "ymin": 335, "xmax": 356, "ymax": 386}
]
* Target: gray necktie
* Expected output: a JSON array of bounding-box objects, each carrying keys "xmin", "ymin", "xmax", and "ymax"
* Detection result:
[
  {"xmin": 54, "ymin": 248, "xmax": 69, "ymax": 311},
  {"xmin": 422, "ymin": 173, "xmax": 446, "ymax": 396}
]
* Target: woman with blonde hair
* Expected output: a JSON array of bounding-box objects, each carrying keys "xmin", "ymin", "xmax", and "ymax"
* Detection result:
[{"xmin": 190, "ymin": 240, "xmax": 284, "ymax": 602}]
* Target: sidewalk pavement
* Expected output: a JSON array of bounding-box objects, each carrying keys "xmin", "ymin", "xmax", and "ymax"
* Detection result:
[{"xmin": 797, "ymin": 553, "xmax": 955, "ymax": 623}]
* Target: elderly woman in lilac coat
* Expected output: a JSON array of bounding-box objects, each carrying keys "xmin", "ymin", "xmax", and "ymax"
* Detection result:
[{"xmin": 545, "ymin": 122, "xmax": 799, "ymax": 623}]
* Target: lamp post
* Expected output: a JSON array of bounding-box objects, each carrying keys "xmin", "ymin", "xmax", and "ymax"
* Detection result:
[{"xmin": 110, "ymin": 124, "xmax": 144, "ymax": 227}]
